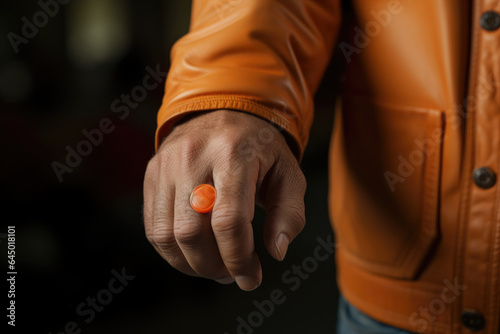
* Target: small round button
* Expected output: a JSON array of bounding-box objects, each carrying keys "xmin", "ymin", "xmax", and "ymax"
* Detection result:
[
  {"xmin": 480, "ymin": 11, "xmax": 500, "ymax": 31},
  {"xmin": 473, "ymin": 167, "xmax": 497, "ymax": 189},
  {"xmin": 461, "ymin": 310, "xmax": 485, "ymax": 331},
  {"xmin": 190, "ymin": 184, "xmax": 217, "ymax": 213}
]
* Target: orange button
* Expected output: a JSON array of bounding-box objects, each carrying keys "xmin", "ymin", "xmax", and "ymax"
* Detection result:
[{"xmin": 190, "ymin": 184, "xmax": 217, "ymax": 213}]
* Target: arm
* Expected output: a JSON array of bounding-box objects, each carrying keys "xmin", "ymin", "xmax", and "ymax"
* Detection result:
[
  {"xmin": 156, "ymin": 0, "xmax": 341, "ymax": 158},
  {"xmin": 144, "ymin": 0, "xmax": 341, "ymax": 291}
]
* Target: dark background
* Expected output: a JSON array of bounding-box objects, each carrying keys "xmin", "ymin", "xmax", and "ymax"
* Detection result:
[{"xmin": 0, "ymin": 1, "xmax": 346, "ymax": 333}]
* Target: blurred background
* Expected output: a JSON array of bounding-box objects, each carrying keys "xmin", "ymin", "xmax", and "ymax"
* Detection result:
[{"xmin": 0, "ymin": 1, "xmax": 345, "ymax": 333}]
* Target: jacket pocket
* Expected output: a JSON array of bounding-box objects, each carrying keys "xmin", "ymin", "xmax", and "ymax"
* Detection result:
[{"xmin": 330, "ymin": 95, "xmax": 444, "ymax": 279}]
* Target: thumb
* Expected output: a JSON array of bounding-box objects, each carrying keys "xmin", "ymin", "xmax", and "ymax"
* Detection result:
[{"xmin": 261, "ymin": 159, "xmax": 307, "ymax": 261}]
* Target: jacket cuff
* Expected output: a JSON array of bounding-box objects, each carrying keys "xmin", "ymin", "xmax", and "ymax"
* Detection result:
[{"xmin": 155, "ymin": 95, "xmax": 304, "ymax": 160}]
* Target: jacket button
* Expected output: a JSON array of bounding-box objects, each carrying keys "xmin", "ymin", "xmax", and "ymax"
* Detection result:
[
  {"xmin": 461, "ymin": 310, "xmax": 485, "ymax": 331},
  {"xmin": 480, "ymin": 11, "xmax": 500, "ymax": 31},
  {"xmin": 473, "ymin": 167, "xmax": 497, "ymax": 189}
]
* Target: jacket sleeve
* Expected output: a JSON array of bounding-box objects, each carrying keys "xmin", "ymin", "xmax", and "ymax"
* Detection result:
[{"xmin": 156, "ymin": 0, "xmax": 341, "ymax": 159}]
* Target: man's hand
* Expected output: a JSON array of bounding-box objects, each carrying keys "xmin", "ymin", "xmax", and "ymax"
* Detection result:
[{"xmin": 143, "ymin": 110, "xmax": 306, "ymax": 291}]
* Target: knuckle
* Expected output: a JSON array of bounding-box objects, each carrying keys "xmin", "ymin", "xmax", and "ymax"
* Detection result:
[
  {"xmin": 152, "ymin": 203, "xmax": 171, "ymax": 224},
  {"xmin": 211, "ymin": 210, "xmax": 250, "ymax": 237},
  {"xmin": 178, "ymin": 136, "xmax": 204, "ymax": 165},
  {"xmin": 173, "ymin": 217, "xmax": 203, "ymax": 246},
  {"xmin": 216, "ymin": 131, "xmax": 246, "ymax": 157},
  {"xmin": 151, "ymin": 229, "xmax": 176, "ymax": 250}
]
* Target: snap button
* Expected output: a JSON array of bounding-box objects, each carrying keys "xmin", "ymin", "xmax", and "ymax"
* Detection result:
[
  {"xmin": 473, "ymin": 167, "xmax": 496, "ymax": 189},
  {"xmin": 461, "ymin": 310, "xmax": 485, "ymax": 331},
  {"xmin": 480, "ymin": 11, "xmax": 500, "ymax": 31}
]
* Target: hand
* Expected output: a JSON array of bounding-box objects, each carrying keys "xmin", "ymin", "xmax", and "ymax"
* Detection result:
[{"xmin": 143, "ymin": 110, "xmax": 306, "ymax": 291}]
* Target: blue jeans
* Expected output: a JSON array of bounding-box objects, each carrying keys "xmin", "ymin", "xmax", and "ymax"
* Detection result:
[{"xmin": 337, "ymin": 296, "xmax": 415, "ymax": 334}]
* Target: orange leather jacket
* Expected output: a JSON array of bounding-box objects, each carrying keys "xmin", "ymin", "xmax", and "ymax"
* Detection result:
[{"xmin": 156, "ymin": 1, "xmax": 500, "ymax": 333}]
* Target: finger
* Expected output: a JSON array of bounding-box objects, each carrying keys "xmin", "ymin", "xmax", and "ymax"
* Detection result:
[
  {"xmin": 262, "ymin": 158, "xmax": 306, "ymax": 261},
  {"xmin": 144, "ymin": 158, "xmax": 198, "ymax": 277},
  {"xmin": 173, "ymin": 176, "xmax": 234, "ymax": 283},
  {"xmin": 212, "ymin": 162, "xmax": 262, "ymax": 291}
]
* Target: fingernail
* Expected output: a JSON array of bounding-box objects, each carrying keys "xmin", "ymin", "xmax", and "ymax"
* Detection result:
[
  {"xmin": 234, "ymin": 276, "xmax": 260, "ymax": 291},
  {"xmin": 215, "ymin": 277, "xmax": 235, "ymax": 285},
  {"xmin": 275, "ymin": 233, "xmax": 290, "ymax": 261}
]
